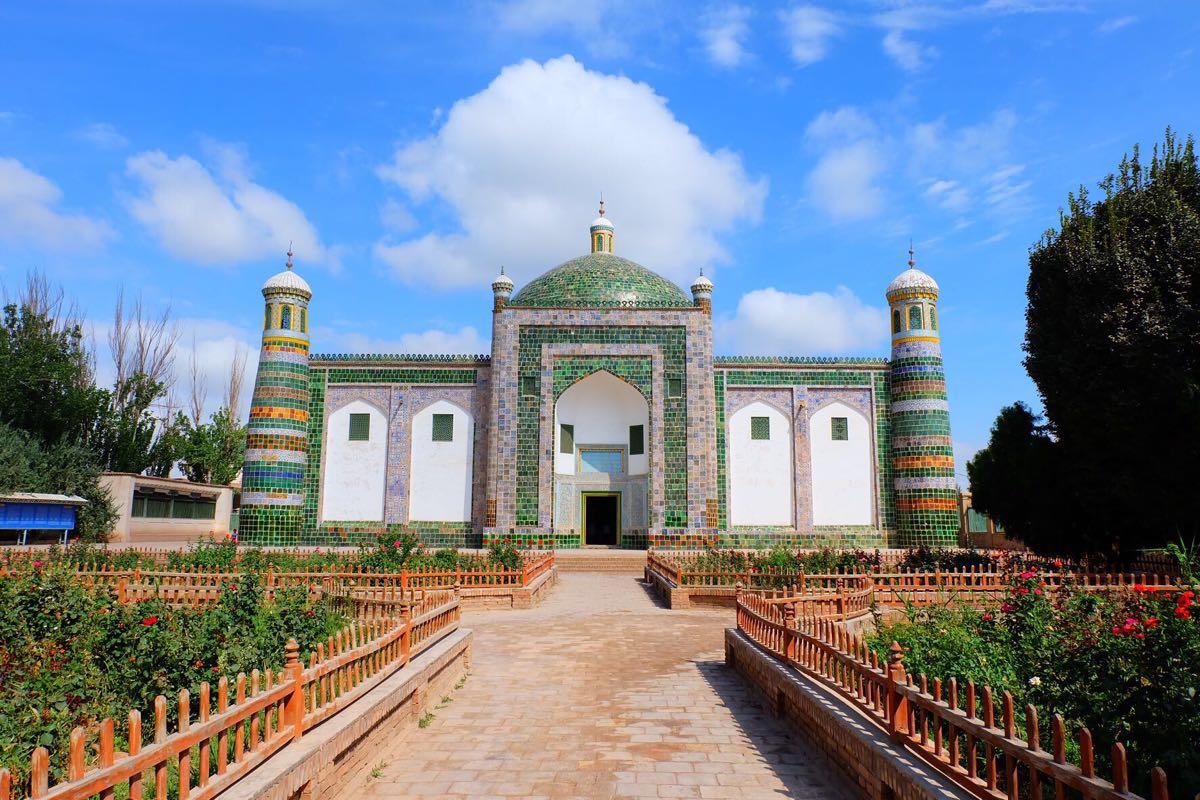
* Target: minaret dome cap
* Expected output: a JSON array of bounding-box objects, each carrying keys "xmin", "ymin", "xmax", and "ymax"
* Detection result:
[{"xmin": 262, "ymin": 247, "xmax": 312, "ymax": 297}]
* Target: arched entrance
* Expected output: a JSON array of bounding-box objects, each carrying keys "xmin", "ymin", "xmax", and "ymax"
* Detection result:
[{"xmin": 553, "ymin": 371, "xmax": 649, "ymax": 545}]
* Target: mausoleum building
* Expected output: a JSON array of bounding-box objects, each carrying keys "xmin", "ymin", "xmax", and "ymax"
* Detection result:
[{"xmin": 239, "ymin": 207, "xmax": 957, "ymax": 549}]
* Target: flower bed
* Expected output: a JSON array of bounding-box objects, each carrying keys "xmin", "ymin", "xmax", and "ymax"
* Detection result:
[
  {"xmin": 867, "ymin": 570, "xmax": 1200, "ymax": 797},
  {"xmin": 0, "ymin": 563, "xmax": 345, "ymax": 790}
]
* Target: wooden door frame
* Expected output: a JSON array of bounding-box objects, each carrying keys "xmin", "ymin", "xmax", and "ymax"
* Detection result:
[{"xmin": 580, "ymin": 491, "xmax": 621, "ymax": 546}]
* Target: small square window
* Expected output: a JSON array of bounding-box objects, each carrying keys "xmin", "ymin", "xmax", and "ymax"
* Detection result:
[
  {"xmin": 560, "ymin": 423, "xmax": 574, "ymax": 454},
  {"xmin": 831, "ymin": 417, "xmax": 849, "ymax": 441},
  {"xmin": 348, "ymin": 413, "xmax": 371, "ymax": 441},
  {"xmin": 432, "ymin": 413, "xmax": 454, "ymax": 442},
  {"xmin": 521, "ymin": 375, "xmax": 539, "ymax": 396},
  {"xmin": 667, "ymin": 377, "xmax": 683, "ymax": 398},
  {"xmin": 629, "ymin": 424, "xmax": 645, "ymax": 456},
  {"xmin": 750, "ymin": 416, "xmax": 770, "ymax": 440}
]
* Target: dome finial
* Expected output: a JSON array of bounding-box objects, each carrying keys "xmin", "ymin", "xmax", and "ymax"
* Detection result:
[
  {"xmin": 907, "ymin": 239, "xmax": 915, "ymax": 269},
  {"xmin": 286, "ymin": 242, "xmax": 294, "ymax": 271},
  {"xmin": 598, "ymin": 195, "xmax": 605, "ymax": 217}
]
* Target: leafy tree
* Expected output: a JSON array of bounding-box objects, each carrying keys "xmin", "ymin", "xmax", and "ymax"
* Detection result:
[
  {"xmin": 973, "ymin": 130, "xmax": 1200, "ymax": 554},
  {"xmin": 0, "ymin": 302, "xmax": 108, "ymax": 446},
  {"xmin": 0, "ymin": 422, "xmax": 118, "ymax": 541},
  {"xmin": 174, "ymin": 407, "xmax": 246, "ymax": 486}
]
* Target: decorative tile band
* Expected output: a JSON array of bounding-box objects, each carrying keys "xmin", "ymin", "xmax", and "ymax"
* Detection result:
[
  {"xmin": 890, "ymin": 398, "xmax": 950, "ymax": 413},
  {"xmin": 894, "ymin": 476, "xmax": 957, "ymax": 490}
]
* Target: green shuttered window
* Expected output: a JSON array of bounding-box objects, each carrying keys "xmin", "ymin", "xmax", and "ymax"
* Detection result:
[
  {"xmin": 560, "ymin": 423, "xmax": 574, "ymax": 454},
  {"xmin": 432, "ymin": 413, "xmax": 454, "ymax": 442},
  {"xmin": 348, "ymin": 413, "xmax": 370, "ymax": 441},
  {"xmin": 750, "ymin": 416, "xmax": 770, "ymax": 440},
  {"xmin": 667, "ymin": 377, "xmax": 683, "ymax": 398},
  {"xmin": 831, "ymin": 416, "xmax": 849, "ymax": 441}
]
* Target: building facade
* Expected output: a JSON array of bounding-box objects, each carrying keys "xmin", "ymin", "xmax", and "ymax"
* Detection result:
[{"xmin": 239, "ymin": 209, "xmax": 956, "ymax": 549}]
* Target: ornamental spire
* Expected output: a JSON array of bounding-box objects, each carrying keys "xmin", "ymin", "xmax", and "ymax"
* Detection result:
[
  {"xmin": 286, "ymin": 242, "xmax": 294, "ymax": 271},
  {"xmin": 907, "ymin": 240, "xmax": 915, "ymax": 269}
]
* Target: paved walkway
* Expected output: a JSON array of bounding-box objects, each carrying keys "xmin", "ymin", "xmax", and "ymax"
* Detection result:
[{"xmin": 354, "ymin": 573, "xmax": 855, "ymax": 800}]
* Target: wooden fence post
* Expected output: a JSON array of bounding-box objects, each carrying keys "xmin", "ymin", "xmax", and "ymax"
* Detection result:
[
  {"xmin": 402, "ymin": 605, "xmax": 412, "ymax": 666},
  {"xmin": 887, "ymin": 641, "xmax": 910, "ymax": 740},
  {"xmin": 285, "ymin": 638, "xmax": 305, "ymax": 742},
  {"xmin": 783, "ymin": 602, "xmax": 797, "ymax": 661}
]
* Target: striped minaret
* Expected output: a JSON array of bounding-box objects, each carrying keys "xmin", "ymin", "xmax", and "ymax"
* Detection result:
[
  {"xmin": 887, "ymin": 246, "xmax": 958, "ymax": 547},
  {"xmin": 239, "ymin": 248, "xmax": 312, "ymax": 545}
]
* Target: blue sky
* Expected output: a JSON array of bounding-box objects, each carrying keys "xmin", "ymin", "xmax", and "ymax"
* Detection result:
[{"xmin": 1, "ymin": 0, "xmax": 1197, "ymax": 483}]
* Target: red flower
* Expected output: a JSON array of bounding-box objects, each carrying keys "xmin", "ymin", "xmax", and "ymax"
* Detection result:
[
  {"xmin": 1033, "ymin": 588, "xmax": 1043, "ymax": 595},
  {"xmin": 32, "ymin": 560, "xmax": 43, "ymax": 569},
  {"xmin": 392, "ymin": 540, "xmax": 401, "ymax": 549},
  {"xmin": 1145, "ymin": 617, "xmax": 1159, "ymax": 629},
  {"xmin": 1019, "ymin": 570, "xmax": 1036, "ymax": 580},
  {"xmin": 1017, "ymin": 587, "xmax": 1030, "ymax": 596},
  {"xmin": 981, "ymin": 612, "xmax": 994, "ymax": 622},
  {"xmin": 1175, "ymin": 607, "xmax": 1191, "ymax": 620},
  {"xmin": 1112, "ymin": 626, "xmax": 1122, "ymax": 635},
  {"xmin": 1000, "ymin": 602, "xmax": 1014, "ymax": 613},
  {"xmin": 141, "ymin": 616, "xmax": 158, "ymax": 626},
  {"xmin": 1053, "ymin": 559, "xmax": 1063, "ymax": 568},
  {"xmin": 212, "ymin": 666, "xmax": 220, "ymax": 673},
  {"xmin": 194, "ymin": 661, "xmax": 203, "ymax": 668}
]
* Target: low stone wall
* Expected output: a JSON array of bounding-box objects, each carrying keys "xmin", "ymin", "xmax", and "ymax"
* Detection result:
[
  {"xmin": 219, "ymin": 627, "xmax": 472, "ymax": 800},
  {"xmin": 457, "ymin": 565, "xmax": 557, "ymax": 609},
  {"xmin": 725, "ymin": 628, "xmax": 973, "ymax": 800}
]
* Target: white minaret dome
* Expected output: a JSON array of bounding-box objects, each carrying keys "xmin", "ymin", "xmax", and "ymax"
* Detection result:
[
  {"xmin": 262, "ymin": 247, "xmax": 312, "ymax": 298},
  {"xmin": 590, "ymin": 198, "xmax": 614, "ymax": 231},
  {"xmin": 886, "ymin": 244, "xmax": 938, "ymax": 299},
  {"xmin": 492, "ymin": 267, "xmax": 514, "ymax": 293},
  {"xmin": 691, "ymin": 272, "xmax": 714, "ymax": 292}
]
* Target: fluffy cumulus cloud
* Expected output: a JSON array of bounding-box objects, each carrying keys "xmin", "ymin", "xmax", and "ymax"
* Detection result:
[
  {"xmin": 881, "ymin": 29, "xmax": 936, "ymax": 71},
  {"xmin": 700, "ymin": 5, "xmax": 753, "ymax": 68},
  {"xmin": 779, "ymin": 5, "xmax": 839, "ymax": 66},
  {"xmin": 376, "ymin": 56, "xmax": 766, "ymax": 288},
  {"xmin": 0, "ymin": 158, "xmax": 114, "ymax": 250},
  {"xmin": 125, "ymin": 145, "xmax": 328, "ymax": 267},
  {"xmin": 718, "ymin": 287, "xmax": 889, "ymax": 355}
]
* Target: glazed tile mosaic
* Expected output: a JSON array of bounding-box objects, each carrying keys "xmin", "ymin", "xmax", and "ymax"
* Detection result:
[{"xmin": 238, "ymin": 211, "xmax": 957, "ymax": 549}]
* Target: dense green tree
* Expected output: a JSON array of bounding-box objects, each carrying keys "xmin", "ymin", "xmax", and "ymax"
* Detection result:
[
  {"xmin": 0, "ymin": 302, "xmax": 108, "ymax": 446},
  {"xmin": 174, "ymin": 407, "xmax": 246, "ymax": 486},
  {"xmin": 0, "ymin": 422, "xmax": 118, "ymax": 541},
  {"xmin": 972, "ymin": 130, "xmax": 1200, "ymax": 554}
]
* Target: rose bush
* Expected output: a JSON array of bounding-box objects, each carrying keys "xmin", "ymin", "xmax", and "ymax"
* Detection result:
[
  {"xmin": 870, "ymin": 571, "xmax": 1200, "ymax": 797},
  {"xmin": 0, "ymin": 564, "xmax": 343, "ymax": 788}
]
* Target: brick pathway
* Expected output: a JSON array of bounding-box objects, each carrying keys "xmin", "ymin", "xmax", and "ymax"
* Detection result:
[{"xmin": 352, "ymin": 573, "xmax": 854, "ymax": 800}]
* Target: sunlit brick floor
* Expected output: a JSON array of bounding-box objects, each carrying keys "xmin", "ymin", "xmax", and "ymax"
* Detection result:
[{"xmin": 353, "ymin": 573, "xmax": 855, "ymax": 800}]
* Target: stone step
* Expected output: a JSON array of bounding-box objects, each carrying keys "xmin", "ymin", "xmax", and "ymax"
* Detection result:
[{"xmin": 551, "ymin": 548, "xmax": 649, "ymax": 573}]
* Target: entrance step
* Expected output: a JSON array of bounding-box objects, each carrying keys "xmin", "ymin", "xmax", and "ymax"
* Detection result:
[{"xmin": 551, "ymin": 548, "xmax": 648, "ymax": 573}]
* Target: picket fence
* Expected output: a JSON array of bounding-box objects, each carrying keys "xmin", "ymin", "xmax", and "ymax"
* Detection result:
[
  {"xmin": 647, "ymin": 552, "xmax": 1178, "ymax": 600},
  {"xmin": 0, "ymin": 589, "xmax": 461, "ymax": 800},
  {"xmin": 736, "ymin": 588, "xmax": 1180, "ymax": 800}
]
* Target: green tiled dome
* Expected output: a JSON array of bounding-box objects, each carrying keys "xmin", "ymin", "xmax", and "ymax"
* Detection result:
[{"xmin": 510, "ymin": 253, "xmax": 692, "ymax": 308}]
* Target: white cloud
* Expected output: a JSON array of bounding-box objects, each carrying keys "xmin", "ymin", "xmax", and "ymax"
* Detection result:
[
  {"xmin": 719, "ymin": 287, "xmax": 889, "ymax": 355},
  {"xmin": 125, "ymin": 146, "xmax": 329, "ymax": 267},
  {"xmin": 780, "ymin": 5, "xmax": 839, "ymax": 66},
  {"xmin": 882, "ymin": 29, "xmax": 936, "ymax": 71},
  {"xmin": 805, "ymin": 106, "xmax": 877, "ymax": 142},
  {"xmin": 376, "ymin": 56, "xmax": 766, "ymax": 288},
  {"xmin": 701, "ymin": 5, "xmax": 753, "ymax": 68},
  {"xmin": 806, "ymin": 142, "xmax": 886, "ymax": 221},
  {"xmin": 327, "ymin": 326, "xmax": 488, "ymax": 355},
  {"xmin": 924, "ymin": 179, "xmax": 971, "ymax": 212},
  {"xmin": 76, "ymin": 122, "xmax": 129, "ymax": 149},
  {"xmin": 494, "ymin": 0, "xmax": 631, "ymax": 57},
  {"xmin": 380, "ymin": 198, "xmax": 416, "ymax": 232},
  {"xmin": 1098, "ymin": 15, "xmax": 1136, "ymax": 33},
  {"xmin": 0, "ymin": 158, "xmax": 114, "ymax": 250}
]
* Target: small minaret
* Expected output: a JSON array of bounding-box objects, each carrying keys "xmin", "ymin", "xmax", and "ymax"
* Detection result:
[
  {"xmin": 690, "ymin": 269, "xmax": 713, "ymax": 314},
  {"xmin": 240, "ymin": 247, "xmax": 312, "ymax": 544},
  {"xmin": 491, "ymin": 266, "xmax": 514, "ymax": 312},
  {"xmin": 590, "ymin": 199, "xmax": 614, "ymax": 254},
  {"xmin": 887, "ymin": 244, "xmax": 957, "ymax": 547}
]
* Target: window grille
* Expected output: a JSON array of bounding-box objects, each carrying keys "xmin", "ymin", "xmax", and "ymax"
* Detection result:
[
  {"xmin": 629, "ymin": 424, "xmax": 644, "ymax": 456},
  {"xmin": 750, "ymin": 416, "xmax": 770, "ymax": 440},
  {"xmin": 831, "ymin": 417, "xmax": 849, "ymax": 441},
  {"xmin": 432, "ymin": 413, "xmax": 454, "ymax": 442},
  {"xmin": 348, "ymin": 413, "xmax": 370, "ymax": 441}
]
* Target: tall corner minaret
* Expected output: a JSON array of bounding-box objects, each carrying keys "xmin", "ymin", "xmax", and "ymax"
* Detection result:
[
  {"xmin": 240, "ymin": 247, "xmax": 312, "ymax": 545},
  {"xmin": 590, "ymin": 198, "xmax": 614, "ymax": 254},
  {"xmin": 690, "ymin": 269, "xmax": 713, "ymax": 314},
  {"xmin": 887, "ymin": 244, "xmax": 958, "ymax": 547}
]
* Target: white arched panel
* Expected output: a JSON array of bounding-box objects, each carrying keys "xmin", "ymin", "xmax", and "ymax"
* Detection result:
[
  {"xmin": 810, "ymin": 401, "xmax": 873, "ymax": 525},
  {"xmin": 322, "ymin": 400, "xmax": 387, "ymax": 522},
  {"xmin": 728, "ymin": 401, "xmax": 793, "ymax": 526},
  {"xmin": 409, "ymin": 400, "xmax": 474, "ymax": 522},
  {"xmin": 554, "ymin": 371, "xmax": 649, "ymax": 475}
]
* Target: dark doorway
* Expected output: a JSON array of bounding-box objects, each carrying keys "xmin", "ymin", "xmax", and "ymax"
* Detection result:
[{"xmin": 583, "ymin": 493, "xmax": 619, "ymax": 546}]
